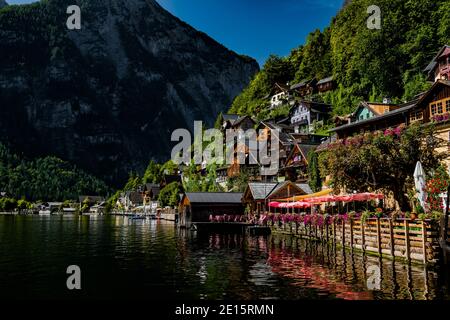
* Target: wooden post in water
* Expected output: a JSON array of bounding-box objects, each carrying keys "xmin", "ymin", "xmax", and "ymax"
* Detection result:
[
  {"xmin": 342, "ymin": 220, "xmax": 345, "ymax": 247},
  {"xmin": 405, "ymin": 219, "xmax": 411, "ymax": 261},
  {"xmin": 350, "ymin": 219, "xmax": 354, "ymax": 251},
  {"xmin": 376, "ymin": 218, "xmax": 382, "ymax": 256},
  {"xmin": 389, "ymin": 218, "xmax": 395, "ymax": 258},
  {"xmin": 361, "ymin": 221, "xmax": 366, "ymax": 252},
  {"xmin": 421, "ymin": 220, "xmax": 427, "ymax": 264},
  {"xmin": 333, "ymin": 220, "xmax": 336, "ymax": 245}
]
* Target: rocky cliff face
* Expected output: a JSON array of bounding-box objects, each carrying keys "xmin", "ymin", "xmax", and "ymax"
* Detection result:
[{"xmin": 0, "ymin": 0, "xmax": 258, "ymax": 185}]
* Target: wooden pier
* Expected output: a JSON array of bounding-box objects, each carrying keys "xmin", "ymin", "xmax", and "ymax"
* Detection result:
[{"xmin": 270, "ymin": 218, "xmax": 442, "ymax": 265}]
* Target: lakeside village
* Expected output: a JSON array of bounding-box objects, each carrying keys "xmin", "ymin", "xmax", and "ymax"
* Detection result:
[{"xmin": 2, "ymin": 45, "xmax": 450, "ymax": 265}]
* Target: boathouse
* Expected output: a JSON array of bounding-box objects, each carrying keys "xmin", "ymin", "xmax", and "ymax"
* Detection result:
[
  {"xmin": 242, "ymin": 181, "xmax": 312, "ymax": 215},
  {"xmin": 179, "ymin": 192, "xmax": 244, "ymax": 228}
]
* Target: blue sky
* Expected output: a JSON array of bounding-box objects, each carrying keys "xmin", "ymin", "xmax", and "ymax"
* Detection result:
[{"xmin": 7, "ymin": 0, "xmax": 343, "ymax": 66}]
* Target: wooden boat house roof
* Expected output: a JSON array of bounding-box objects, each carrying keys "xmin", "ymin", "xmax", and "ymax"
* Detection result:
[
  {"xmin": 183, "ymin": 192, "xmax": 243, "ymax": 204},
  {"xmin": 244, "ymin": 181, "xmax": 312, "ymax": 202}
]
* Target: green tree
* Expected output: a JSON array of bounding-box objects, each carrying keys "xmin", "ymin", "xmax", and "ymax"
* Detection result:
[
  {"xmin": 318, "ymin": 123, "xmax": 445, "ymax": 210},
  {"xmin": 142, "ymin": 160, "xmax": 162, "ymax": 184},
  {"xmin": 228, "ymin": 0, "xmax": 449, "ymax": 119},
  {"xmin": 0, "ymin": 198, "xmax": 17, "ymax": 212},
  {"xmin": 123, "ymin": 172, "xmax": 141, "ymax": 191},
  {"xmin": 158, "ymin": 182, "xmax": 182, "ymax": 207},
  {"xmin": 307, "ymin": 151, "xmax": 322, "ymax": 193},
  {"xmin": 17, "ymin": 199, "xmax": 32, "ymax": 211}
]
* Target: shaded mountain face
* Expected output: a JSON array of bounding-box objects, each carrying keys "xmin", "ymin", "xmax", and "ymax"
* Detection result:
[{"xmin": 0, "ymin": 0, "xmax": 258, "ymax": 186}]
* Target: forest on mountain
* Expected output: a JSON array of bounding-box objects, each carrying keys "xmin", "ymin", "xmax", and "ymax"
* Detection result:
[
  {"xmin": 0, "ymin": 143, "xmax": 110, "ymax": 201},
  {"xmin": 229, "ymin": 0, "xmax": 450, "ymax": 118}
]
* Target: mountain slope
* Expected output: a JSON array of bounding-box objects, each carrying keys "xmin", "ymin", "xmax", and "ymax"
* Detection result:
[
  {"xmin": 230, "ymin": 0, "xmax": 450, "ymax": 118},
  {"xmin": 0, "ymin": 0, "xmax": 258, "ymax": 186}
]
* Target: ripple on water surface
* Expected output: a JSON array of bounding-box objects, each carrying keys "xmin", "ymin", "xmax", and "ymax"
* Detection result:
[{"xmin": 0, "ymin": 215, "xmax": 449, "ymax": 300}]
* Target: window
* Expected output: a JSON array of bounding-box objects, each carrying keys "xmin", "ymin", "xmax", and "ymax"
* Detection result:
[
  {"xmin": 431, "ymin": 103, "xmax": 437, "ymax": 115},
  {"xmin": 410, "ymin": 111, "xmax": 423, "ymax": 122},
  {"xmin": 446, "ymin": 99, "xmax": 450, "ymax": 113},
  {"xmin": 438, "ymin": 102, "xmax": 443, "ymax": 114}
]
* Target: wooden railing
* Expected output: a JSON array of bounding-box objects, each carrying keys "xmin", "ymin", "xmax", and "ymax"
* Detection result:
[{"xmin": 270, "ymin": 218, "xmax": 442, "ymax": 264}]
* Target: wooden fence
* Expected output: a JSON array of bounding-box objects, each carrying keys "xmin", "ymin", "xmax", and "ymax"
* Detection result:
[{"xmin": 271, "ymin": 218, "xmax": 442, "ymax": 264}]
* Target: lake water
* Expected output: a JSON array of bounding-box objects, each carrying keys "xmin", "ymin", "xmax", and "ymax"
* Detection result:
[{"xmin": 0, "ymin": 215, "xmax": 450, "ymax": 300}]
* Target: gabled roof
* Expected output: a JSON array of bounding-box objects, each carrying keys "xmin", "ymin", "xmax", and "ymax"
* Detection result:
[
  {"xmin": 246, "ymin": 183, "xmax": 278, "ymax": 200},
  {"xmin": 222, "ymin": 114, "xmax": 240, "ymax": 123},
  {"xmin": 355, "ymin": 101, "xmax": 383, "ymax": 117},
  {"xmin": 290, "ymin": 78, "xmax": 316, "ymax": 90},
  {"xmin": 415, "ymin": 79, "xmax": 450, "ymax": 106},
  {"xmin": 245, "ymin": 181, "xmax": 312, "ymax": 201},
  {"xmin": 296, "ymin": 183, "xmax": 313, "ymax": 195},
  {"xmin": 184, "ymin": 192, "xmax": 243, "ymax": 204},
  {"xmin": 329, "ymin": 99, "xmax": 419, "ymax": 133},
  {"xmin": 266, "ymin": 181, "xmax": 308, "ymax": 199},
  {"xmin": 270, "ymin": 82, "xmax": 290, "ymax": 95},
  {"xmin": 317, "ymin": 76, "xmax": 334, "ymax": 85},
  {"xmin": 290, "ymin": 100, "xmax": 332, "ymax": 114},
  {"xmin": 424, "ymin": 45, "xmax": 450, "ymax": 76},
  {"xmin": 298, "ymin": 144, "xmax": 317, "ymax": 160},
  {"xmin": 285, "ymin": 143, "xmax": 317, "ymax": 167},
  {"xmin": 231, "ymin": 115, "xmax": 256, "ymax": 128}
]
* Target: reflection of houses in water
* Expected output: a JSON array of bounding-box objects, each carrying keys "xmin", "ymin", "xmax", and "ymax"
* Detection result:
[{"xmin": 266, "ymin": 236, "xmax": 439, "ymax": 300}]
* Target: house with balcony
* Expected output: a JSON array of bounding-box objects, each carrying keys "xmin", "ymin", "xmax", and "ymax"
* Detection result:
[
  {"xmin": 329, "ymin": 79, "xmax": 450, "ymax": 168},
  {"xmin": 317, "ymin": 76, "xmax": 336, "ymax": 93},
  {"xmin": 352, "ymin": 101, "xmax": 400, "ymax": 122},
  {"xmin": 268, "ymin": 83, "xmax": 293, "ymax": 109},
  {"xmin": 280, "ymin": 142, "xmax": 319, "ymax": 183},
  {"xmin": 425, "ymin": 45, "xmax": 450, "ymax": 82},
  {"xmin": 290, "ymin": 79, "xmax": 317, "ymax": 97},
  {"xmin": 289, "ymin": 100, "xmax": 332, "ymax": 134},
  {"xmin": 242, "ymin": 181, "xmax": 312, "ymax": 215},
  {"xmin": 221, "ymin": 114, "xmax": 240, "ymax": 130}
]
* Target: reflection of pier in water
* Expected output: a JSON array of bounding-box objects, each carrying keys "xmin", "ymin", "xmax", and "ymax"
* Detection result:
[
  {"xmin": 267, "ymin": 235, "xmax": 440, "ymax": 300},
  {"xmin": 196, "ymin": 232, "xmax": 443, "ymax": 300}
]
